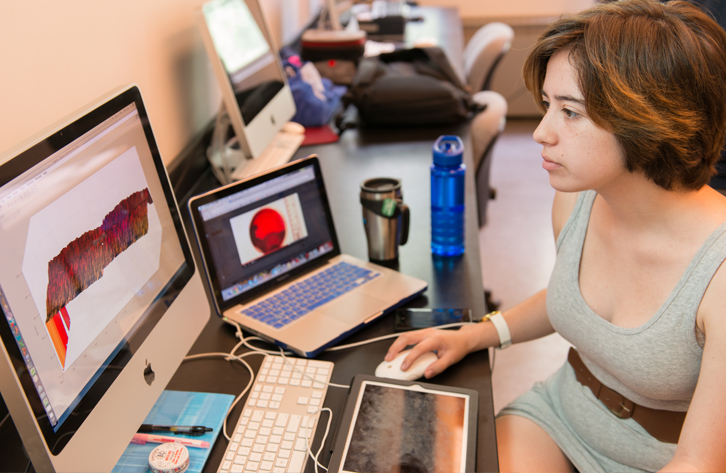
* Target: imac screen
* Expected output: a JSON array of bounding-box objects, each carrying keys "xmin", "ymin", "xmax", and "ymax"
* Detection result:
[
  {"xmin": 202, "ymin": 0, "xmax": 285, "ymax": 125},
  {"xmin": 0, "ymin": 89, "xmax": 195, "ymax": 455}
]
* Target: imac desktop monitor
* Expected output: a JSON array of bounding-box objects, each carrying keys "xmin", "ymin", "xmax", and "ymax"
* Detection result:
[
  {"xmin": 0, "ymin": 85, "xmax": 211, "ymax": 472},
  {"xmin": 198, "ymin": 0, "xmax": 296, "ymax": 163}
]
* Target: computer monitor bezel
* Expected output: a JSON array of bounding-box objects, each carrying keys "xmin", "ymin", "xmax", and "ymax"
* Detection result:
[
  {"xmin": 197, "ymin": 0, "xmax": 296, "ymax": 164},
  {"xmin": 0, "ymin": 85, "xmax": 211, "ymax": 472}
]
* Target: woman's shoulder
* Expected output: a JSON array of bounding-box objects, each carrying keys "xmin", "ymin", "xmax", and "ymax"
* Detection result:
[
  {"xmin": 552, "ymin": 191, "xmax": 583, "ymax": 241},
  {"xmin": 691, "ymin": 188, "xmax": 726, "ymax": 336}
]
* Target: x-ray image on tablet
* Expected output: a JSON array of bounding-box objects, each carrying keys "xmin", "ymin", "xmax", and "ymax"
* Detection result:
[{"xmin": 328, "ymin": 376, "xmax": 478, "ymax": 473}]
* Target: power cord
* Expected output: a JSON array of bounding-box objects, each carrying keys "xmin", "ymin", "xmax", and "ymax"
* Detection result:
[{"xmin": 185, "ymin": 317, "xmax": 478, "ymax": 470}]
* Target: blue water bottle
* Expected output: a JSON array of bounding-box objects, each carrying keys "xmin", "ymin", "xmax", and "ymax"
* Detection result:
[{"xmin": 431, "ymin": 135, "xmax": 466, "ymax": 256}]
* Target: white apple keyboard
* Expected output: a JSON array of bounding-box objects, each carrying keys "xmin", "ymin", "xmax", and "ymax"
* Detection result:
[
  {"xmin": 375, "ymin": 349, "xmax": 438, "ymax": 381},
  {"xmin": 216, "ymin": 355, "xmax": 333, "ymax": 473},
  {"xmin": 232, "ymin": 130, "xmax": 305, "ymax": 181}
]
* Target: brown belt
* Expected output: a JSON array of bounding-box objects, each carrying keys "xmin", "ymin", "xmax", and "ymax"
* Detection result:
[{"xmin": 568, "ymin": 347, "xmax": 686, "ymax": 444}]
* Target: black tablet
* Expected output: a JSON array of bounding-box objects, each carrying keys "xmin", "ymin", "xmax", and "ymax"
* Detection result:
[{"xmin": 328, "ymin": 375, "xmax": 478, "ymax": 473}]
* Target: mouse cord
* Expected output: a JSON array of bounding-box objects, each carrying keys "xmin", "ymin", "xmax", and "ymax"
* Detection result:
[
  {"xmin": 183, "ymin": 349, "xmax": 261, "ymax": 442},
  {"xmin": 222, "ymin": 318, "xmax": 341, "ymax": 469},
  {"xmin": 224, "ymin": 317, "xmax": 350, "ymax": 389},
  {"xmin": 304, "ymin": 407, "xmax": 333, "ymax": 473},
  {"xmin": 324, "ymin": 321, "xmax": 474, "ymax": 352},
  {"xmin": 183, "ymin": 320, "xmax": 478, "ymax": 467}
]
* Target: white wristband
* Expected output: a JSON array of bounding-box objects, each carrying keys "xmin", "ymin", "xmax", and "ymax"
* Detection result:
[{"xmin": 484, "ymin": 311, "xmax": 511, "ymax": 349}]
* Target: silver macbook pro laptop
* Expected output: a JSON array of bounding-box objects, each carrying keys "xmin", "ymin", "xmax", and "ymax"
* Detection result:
[{"xmin": 188, "ymin": 155, "xmax": 427, "ymax": 357}]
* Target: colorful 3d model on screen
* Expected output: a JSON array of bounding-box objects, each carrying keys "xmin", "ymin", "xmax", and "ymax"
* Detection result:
[{"xmin": 44, "ymin": 188, "xmax": 153, "ymax": 367}]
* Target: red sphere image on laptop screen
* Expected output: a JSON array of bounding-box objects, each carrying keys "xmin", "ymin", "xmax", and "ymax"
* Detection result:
[
  {"xmin": 250, "ymin": 208, "xmax": 286, "ymax": 254},
  {"xmin": 230, "ymin": 194, "xmax": 310, "ymax": 266}
]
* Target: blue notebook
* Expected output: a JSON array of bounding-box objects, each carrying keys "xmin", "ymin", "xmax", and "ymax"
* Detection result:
[{"xmin": 113, "ymin": 390, "xmax": 234, "ymax": 473}]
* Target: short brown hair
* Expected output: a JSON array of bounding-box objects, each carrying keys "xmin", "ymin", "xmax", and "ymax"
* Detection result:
[{"xmin": 523, "ymin": 0, "xmax": 726, "ymax": 190}]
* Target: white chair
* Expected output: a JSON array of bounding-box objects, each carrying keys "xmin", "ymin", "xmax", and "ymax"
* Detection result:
[
  {"xmin": 463, "ymin": 22, "xmax": 514, "ymax": 93},
  {"xmin": 470, "ymin": 90, "xmax": 508, "ymax": 227}
]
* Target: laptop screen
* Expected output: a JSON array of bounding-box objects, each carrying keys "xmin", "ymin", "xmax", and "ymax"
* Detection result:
[{"xmin": 190, "ymin": 157, "xmax": 340, "ymax": 308}]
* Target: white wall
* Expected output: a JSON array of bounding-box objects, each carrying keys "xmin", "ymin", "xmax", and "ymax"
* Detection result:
[{"xmin": 0, "ymin": 0, "xmax": 319, "ymax": 166}]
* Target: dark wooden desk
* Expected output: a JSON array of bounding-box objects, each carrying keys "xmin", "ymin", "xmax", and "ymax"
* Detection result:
[
  {"xmin": 0, "ymin": 7, "xmax": 499, "ymax": 473},
  {"xmin": 170, "ymin": 117, "xmax": 499, "ymax": 471}
]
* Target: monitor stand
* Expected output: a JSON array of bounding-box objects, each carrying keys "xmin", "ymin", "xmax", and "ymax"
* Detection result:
[
  {"xmin": 230, "ymin": 129, "xmax": 304, "ymax": 181},
  {"xmin": 205, "ymin": 109, "xmax": 305, "ymax": 184}
]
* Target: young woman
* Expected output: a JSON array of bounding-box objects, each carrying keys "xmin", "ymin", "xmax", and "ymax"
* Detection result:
[{"xmin": 385, "ymin": 1, "xmax": 726, "ymax": 471}]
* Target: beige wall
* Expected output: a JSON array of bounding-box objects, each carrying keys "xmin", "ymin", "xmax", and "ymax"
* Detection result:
[
  {"xmin": 0, "ymin": 0, "xmax": 319, "ymax": 166},
  {"xmin": 420, "ymin": 0, "xmax": 595, "ymax": 117},
  {"xmin": 418, "ymin": 0, "xmax": 594, "ymax": 19},
  {"xmin": 1, "ymin": 0, "xmax": 593, "ymax": 163}
]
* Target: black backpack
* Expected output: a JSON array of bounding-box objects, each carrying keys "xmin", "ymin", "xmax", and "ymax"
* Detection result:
[{"xmin": 336, "ymin": 47, "xmax": 483, "ymax": 128}]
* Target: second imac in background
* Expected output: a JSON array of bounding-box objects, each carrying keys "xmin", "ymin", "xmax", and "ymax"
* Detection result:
[{"xmin": 197, "ymin": 0, "xmax": 303, "ymax": 183}]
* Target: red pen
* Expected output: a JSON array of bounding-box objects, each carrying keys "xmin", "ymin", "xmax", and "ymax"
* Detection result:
[{"xmin": 131, "ymin": 433, "xmax": 209, "ymax": 449}]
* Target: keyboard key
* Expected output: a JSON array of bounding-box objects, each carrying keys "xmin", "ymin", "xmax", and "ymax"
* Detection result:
[
  {"xmin": 275, "ymin": 413, "xmax": 288, "ymax": 427},
  {"xmin": 289, "ymin": 451, "xmax": 306, "ymax": 472},
  {"xmin": 294, "ymin": 439, "xmax": 307, "ymax": 451},
  {"xmin": 287, "ymin": 415, "xmax": 301, "ymax": 432}
]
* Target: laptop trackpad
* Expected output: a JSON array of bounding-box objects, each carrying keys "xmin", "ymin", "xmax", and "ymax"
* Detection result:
[{"xmin": 323, "ymin": 291, "xmax": 389, "ymax": 325}]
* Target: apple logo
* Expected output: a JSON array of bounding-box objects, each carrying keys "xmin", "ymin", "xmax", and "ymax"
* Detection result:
[{"xmin": 144, "ymin": 360, "xmax": 155, "ymax": 386}]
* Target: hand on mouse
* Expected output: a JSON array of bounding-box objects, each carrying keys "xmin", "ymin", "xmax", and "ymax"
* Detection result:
[{"xmin": 385, "ymin": 327, "xmax": 475, "ymax": 378}]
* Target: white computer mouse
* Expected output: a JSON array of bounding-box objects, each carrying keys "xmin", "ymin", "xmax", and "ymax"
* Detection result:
[
  {"xmin": 375, "ymin": 349, "xmax": 438, "ymax": 381},
  {"xmin": 281, "ymin": 121, "xmax": 305, "ymax": 135}
]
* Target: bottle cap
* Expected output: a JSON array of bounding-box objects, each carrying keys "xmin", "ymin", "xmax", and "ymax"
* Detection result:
[{"xmin": 433, "ymin": 135, "xmax": 464, "ymax": 167}]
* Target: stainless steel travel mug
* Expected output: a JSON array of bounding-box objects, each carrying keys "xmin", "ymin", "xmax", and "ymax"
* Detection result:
[{"xmin": 360, "ymin": 177, "xmax": 410, "ymax": 262}]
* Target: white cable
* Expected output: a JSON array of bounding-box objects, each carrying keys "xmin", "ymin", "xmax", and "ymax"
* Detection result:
[
  {"xmin": 276, "ymin": 348, "xmax": 350, "ymax": 389},
  {"xmin": 218, "ymin": 319, "xmax": 343, "ymax": 468},
  {"xmin": 325, "ymin": 321, "xmax": 474, "ymax": 351},
  {"xmin": 305, "ymin": 407, "xmax": 333, "ymax": 473},
  {"xmin": 0, "ymin": 412, "xmax": 10, "ymax": 430},
  {"xmin": 225, "ymin": 317, "xmax": 350, "ymax": 389},
  {"xmin": 183, "ymin": 350, "xmax": 259, "ymax": 441},
  {"xmin": 186, "ymin": 318, "xmax": 476, "ymax": 463}
]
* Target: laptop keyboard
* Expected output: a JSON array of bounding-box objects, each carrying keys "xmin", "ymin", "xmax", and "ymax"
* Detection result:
[{"xmin": 240, "ymin": 262, "xmax": 380, "ymax": 329}]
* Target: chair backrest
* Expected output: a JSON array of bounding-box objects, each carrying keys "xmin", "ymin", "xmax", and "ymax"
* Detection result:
[
  {"xmin": 463, "ymin": 22, "xmax": 514, "ymax": 93},
  {"xmin": 470, "ymin": 90, "xmax": 508, "ymax": 227}
]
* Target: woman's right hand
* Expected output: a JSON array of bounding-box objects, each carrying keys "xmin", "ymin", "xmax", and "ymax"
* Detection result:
[{"xmin": 384, "ymin": 326, "xmax": 477, "ymax": 379}]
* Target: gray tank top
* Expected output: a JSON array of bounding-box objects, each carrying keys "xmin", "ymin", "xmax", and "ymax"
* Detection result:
[{"xmin": 547, "ymin": 190, "xmax": 726, "ymax": 412}]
